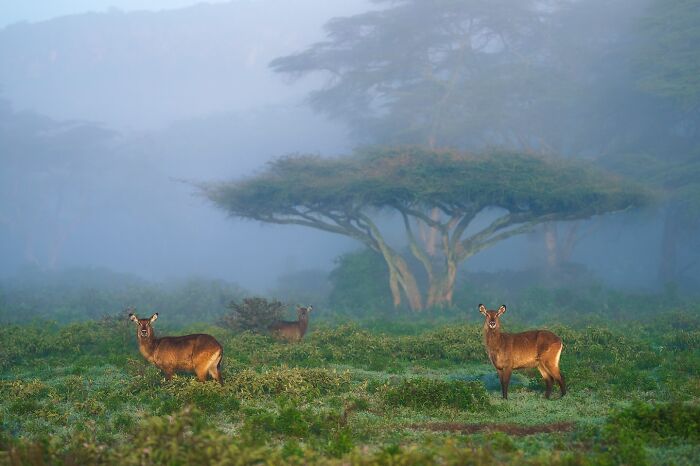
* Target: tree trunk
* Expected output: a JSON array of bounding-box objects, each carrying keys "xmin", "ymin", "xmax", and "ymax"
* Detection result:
[
  {"xmin": 426, "ymin": 256, "xmax": 457, "ymax": 308},
  {"xmin": 387, "ymin": 263, "xmax": 402, "ymax": 308},
  {"xmin": 370, "ymin": 222, "xmax": 425, "ymax": 311},
  {"xmin": 544, "ymin": 223, "xmax": 558, "ymax": 269},
  {"xmin": 393, "ymin": 255, "xmax": 424, "ymax": 311}
]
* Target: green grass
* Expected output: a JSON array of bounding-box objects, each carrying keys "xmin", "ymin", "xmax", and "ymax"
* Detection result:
[{"xmin": 1, "ymin": 311, "xmax": 700, "ymax": 465}]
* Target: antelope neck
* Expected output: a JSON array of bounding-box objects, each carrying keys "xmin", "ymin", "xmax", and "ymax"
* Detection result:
[
  {"xmin": 484, "ymin": 326, "xmax": 502, "ymax": 347},
  {"xmin": 298, "ymin": 316, "xmax": 308, "ymax": 332},
  {"xmin": 138, "ymin": 333, "xmax": 159, "ymax": 357}
]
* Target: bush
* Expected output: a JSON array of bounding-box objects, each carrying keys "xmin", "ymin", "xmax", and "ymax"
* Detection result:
[
  {"xmin": 241, "ymin": 399, "xmax": 351, "ymax": 457},
  {"xmin": 381, "ymin": 377, "xmax": 489, "ymax": 411},
  {"xmin": 328, "ymin": 249, "xmax": 393, "ymax": 314},
  {"xmin": 608, "ymin": 401, "xmax": 700, "ymax": 443},
  {"xmin": 160, "ymin": 378, "xmax": 241, "ymax": 414},
  {"xmin": 217, "ymin": 297, "xmax": 285, "ymax": 333}
]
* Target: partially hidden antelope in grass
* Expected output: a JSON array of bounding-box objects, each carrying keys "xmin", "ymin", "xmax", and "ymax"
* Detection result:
[
  {"xmin": 479, "ymin": 304, "xmax": 566, "ymax": 399},
  {"xmin": 267, "ymin": 305, "xmax": 312, "ymax": 342},
  {"xmin": 128, "ymin": 308, "xmax": 224, "ymax": 385}
]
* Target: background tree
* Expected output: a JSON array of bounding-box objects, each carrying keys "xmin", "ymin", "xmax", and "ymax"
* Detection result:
[
  {"xmin": 205, "ymin": 147, "xmax": 648, "ymax": 311},
  {"xmin": 635, "ymin": 0, "xmax": 700, "ymax": 108},
  {"xmin": 603, "ymin": 0, "xmax": 700, "ymax": 286},
  {"xmin": 328, "ymin": 249, "xmax": 392, "ymax": 313},
  {"xmin": 272, "ymin": 0, "xmax": 700, "ymax": 290},
  {"xmin": 270, "ymin": 0, "xmax": 550, "ymax": 150}
]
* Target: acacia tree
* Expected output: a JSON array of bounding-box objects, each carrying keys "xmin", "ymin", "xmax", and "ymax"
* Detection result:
[{"xmin": 205, "ymin": 147, "xmax": 648, "ymax": 311}]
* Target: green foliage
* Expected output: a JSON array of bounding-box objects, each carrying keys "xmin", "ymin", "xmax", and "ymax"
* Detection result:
[
  {"xmin": 0, "ymin": 316, "xmax": 130, "ymax": 370},
  {"xmin": 218, "ymin": 297, "xmax": 285, "ymax": 333},
  {"xmin": 208, "ymin": 148, "xmax": 648, "ymax": 220},
  {"xmin": 241, "ymin": 399, "xmax": 346, "ymax": 444},
  {"xmin": 205, "ymin": 147, "xmax": 649, "ymax": 311},
  {"xmin": 381, "ymin": 377, "xmax": 489, "ymax": 411},
  {"xmin": 228, "ymin": 366, "xmax": 351, "ymax": 399},
  {"xmin": 311, "ymin": 323, "xmax": 484, "ymax": 367},
  {"xmin": 2, "ymin": 305, "xmax": 700, "ymax": 465},
  {"xmin": 609, "ymin": 401, "xmax": 700, "ymax": 443},
  {"xmin": 328, "ymin": 249, "xmax": 392, "ymax": 313},
  {"xmin": 270, "ymin": 0, "xmax": 547, "ymax": 147},
  {"xmin": 636, "ymin": 0, "xmax": 700, "ymax": 107},
  {"xmin": 158, "ymin": 378, "xmax": 241, "ymax": 414}
]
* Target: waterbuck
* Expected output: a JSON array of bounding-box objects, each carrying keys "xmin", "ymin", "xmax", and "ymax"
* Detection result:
[
  {"xmin": 267, "ymin": 305, "xmax": 312, "ymax": 342},
  {"xmin": 128, "ymin": 310, "xmax": 223, "ymax": 384},
  {"xmin": 479, "ymin": 304, "xmax": 565, "ymax": 399}
]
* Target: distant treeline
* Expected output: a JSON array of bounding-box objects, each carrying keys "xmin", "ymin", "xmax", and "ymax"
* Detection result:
[
  {"xmin": 0, "ymin": 267, "xmax": 245, "ymax": 325},
  {"xmin": 1, "ymin": 261, "xmax": 696, "ymax": 327}
]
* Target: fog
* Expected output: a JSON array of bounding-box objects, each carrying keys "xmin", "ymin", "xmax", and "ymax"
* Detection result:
[{"xmin": 1, "ymin": 0, "xmax": 698, "ymax": 302}]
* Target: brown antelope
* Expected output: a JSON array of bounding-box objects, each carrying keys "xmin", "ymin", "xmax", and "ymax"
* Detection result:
[
  {"xmin": 267, "ymin": 305, "xmax": 312, "ymax": 342},
  {"xmin": 479, "ymin": 304, "xmax": 565, "ymax": 399},
  {"xmin": 128, "ymin": 310, "xmax": 223, "ymax": 385}
]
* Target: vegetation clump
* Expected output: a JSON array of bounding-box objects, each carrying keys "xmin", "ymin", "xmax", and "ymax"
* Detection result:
[
  {"xmin": 217, "ymin": 297, "xmax": 285, "ymax": 333},
  {"xmin": 382, "ymin": 377, "xmax": 489, "ymax": 411},
  {"xmin": 608, "ymin": 401, "xmax": 700, "ymax": 443}
]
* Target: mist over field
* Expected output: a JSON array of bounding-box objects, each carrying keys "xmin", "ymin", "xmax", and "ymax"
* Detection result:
[
  {"xmin": 0, "ymin": 0, "xmax": 370, "ymax": 293},
  {"xmin": 1, "ymin": 0, "xmax": 697, "ymax": 305}
]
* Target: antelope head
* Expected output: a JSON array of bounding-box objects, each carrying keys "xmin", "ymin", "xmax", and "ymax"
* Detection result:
[
  {"xmin": 297, "ymin": 305, "xmax": 313, "ymax": 320},
  {"xmin": 129, "ymin": 310, "xmax": 159, "ymax": 339},
  {"xmin": 479, "ymin": 304, "xmax": 506, "ymax": 330}
]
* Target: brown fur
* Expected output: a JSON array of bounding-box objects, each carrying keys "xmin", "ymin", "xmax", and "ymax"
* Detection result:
[
  {"xmin": 479, "ymin": 304, "xmax": 566, "ymax": 399},
  {"xmin": 129, "ymin": 311, "xmax": 223, "ymax": 384},
  {"xmin": 268, "ymin": 305, "xmax": 312, "ymax": 342}
]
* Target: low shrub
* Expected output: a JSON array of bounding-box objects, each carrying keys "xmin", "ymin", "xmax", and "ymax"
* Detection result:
[
  {"xmin": 381, "ymin": 377, "xmax": 489, "ymax": 411},
  {"xmin": 218, "ymin": 297, "xmax": 285, "ymax": 333},
  {"xmin": 160, "ymin": 378, "xmax": 241, "ymax": 414},
  {"xmin": 608, "ymin": 401, "xmax": 700, "ymax": 443}
]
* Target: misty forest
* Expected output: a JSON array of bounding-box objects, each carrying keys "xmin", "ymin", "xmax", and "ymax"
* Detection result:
[{"xmin": 1, "ymin": 0, "xmax": 699, "ymax": 464}]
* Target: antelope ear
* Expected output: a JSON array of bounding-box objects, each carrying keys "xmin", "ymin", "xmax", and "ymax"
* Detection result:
[
  {"xmin": 497, "ymin": 305, "xmax": 506, "ymax": 316},
  {"xmin": 129, "ymin": 313, "xmax": 139, "ymax": 323},
  {"xmin": 149, "ymin": 313, "xmax": 159, "ymax": 323},
  {"xmin": 478, "ymin": 304, "xmax": 487, "ymax": 315}
]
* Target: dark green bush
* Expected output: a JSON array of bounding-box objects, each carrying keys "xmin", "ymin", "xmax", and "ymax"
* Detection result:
[
  {"xmin": 382, "ymin": 377, "xmax": 489, "ymax": 411},
  {"xmin": 609, "ymin": 401, "xmax": 700, "ymax": 443},
  {"xmin": 241, "ymin": 399, "xmax": 346, "ymax": 449},
  {"xmin": 328, "ymin": 249, "xmax": 393, "ymax": 314},
  {"xmin": 217, "ymin": 297, "xmax": 285, "ymax": 333}
]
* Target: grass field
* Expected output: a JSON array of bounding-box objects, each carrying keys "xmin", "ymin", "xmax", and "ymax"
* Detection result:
[{"xmin": 1, "ymin": 309, "xmax": 700, "ymax": 465}]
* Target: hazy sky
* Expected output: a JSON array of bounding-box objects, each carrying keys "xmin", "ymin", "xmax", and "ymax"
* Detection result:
[{"xmin": 0, "ymin": 0, "xmax": 232, "ymax": 27}]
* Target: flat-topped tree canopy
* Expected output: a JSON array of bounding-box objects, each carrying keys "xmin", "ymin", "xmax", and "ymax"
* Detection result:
[
  {"xmin": 209, "ymin": 147, "xmax": 645, "ymax": 216},
  {"xmin": 205, "ymin": 147, "xmax": 650, "ymax": 311}
]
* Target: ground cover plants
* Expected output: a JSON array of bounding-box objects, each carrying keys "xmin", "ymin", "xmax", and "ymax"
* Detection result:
[{"xmin": 1, "ymin": 302, "xmax": 700, "ymax": 465}]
